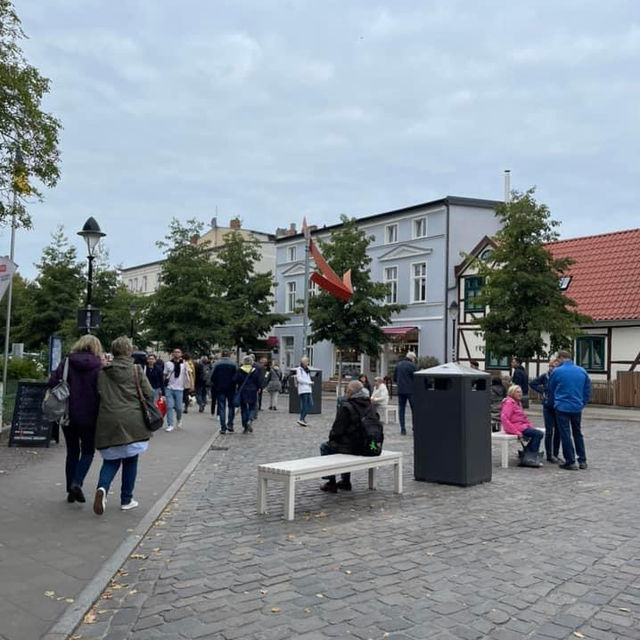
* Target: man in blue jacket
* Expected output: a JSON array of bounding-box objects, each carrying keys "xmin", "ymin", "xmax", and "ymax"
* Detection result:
[
  {"xmin": 393, "ymin": 351, "xmax": 417, "ymax": 435},
  {"xmin": 547, "ymin": 350, "xmax": 591, "ymax": 470},
  {"xmin": 210, "ymin": 349, "xmax": 238, "ymax": 434}
]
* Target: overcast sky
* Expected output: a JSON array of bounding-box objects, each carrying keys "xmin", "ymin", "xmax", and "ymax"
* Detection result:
[{"xmin": 7, "ymin": 0, "xmax": 640, "ymax": 279}]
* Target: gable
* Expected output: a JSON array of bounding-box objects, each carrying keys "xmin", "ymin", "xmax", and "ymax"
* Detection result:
[{"xmin": 379, "ymin": 243, "xmax": 433, "ymax": 262}]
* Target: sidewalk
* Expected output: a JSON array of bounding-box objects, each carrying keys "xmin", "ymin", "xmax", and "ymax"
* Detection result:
[
  {"xmin": 65, "ymin": 403, "xmax": 640, "ymax": 640},
  {"xmin": 0, "ymin": 410, "xmax": 216, "ymax": 640}
]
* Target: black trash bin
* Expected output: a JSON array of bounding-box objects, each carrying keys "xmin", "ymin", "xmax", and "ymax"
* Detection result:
[
  {"xmin": 288, "ymin": 367, "xmax": 323, "ymax": 414},
  {"xmin": 413, "ymin": 363, "xmax": 491, "ymax": 486}
]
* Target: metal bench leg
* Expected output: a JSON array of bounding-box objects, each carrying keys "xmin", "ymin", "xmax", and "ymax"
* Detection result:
[
  {"xmin": 257, "ymin": 474, "xmax": 267, "ymax": 514},
  {"xmin": 501, "ymin": 441, "xmax": 509, "ymax": 468},
  {"xmin": 368, "ymin": 467, "xmax": 377, "ymax": 490},
  {"xmin": 283, "ymin": 478, "xmax": 296, "ymax": 521},
  {"xmin": 393, "ymin": 459, "xmax": 403, "ymax": 494}
]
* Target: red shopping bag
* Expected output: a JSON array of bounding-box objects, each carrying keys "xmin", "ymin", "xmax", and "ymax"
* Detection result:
[{"xmin": 156, "ymin": 395, "xmax": 167, "ymax": 417}]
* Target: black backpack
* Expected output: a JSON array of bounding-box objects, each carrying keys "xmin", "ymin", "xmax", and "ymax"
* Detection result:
[{"xmin": 345, "ymin": 402, "xmax": 384, "ymax": 457}]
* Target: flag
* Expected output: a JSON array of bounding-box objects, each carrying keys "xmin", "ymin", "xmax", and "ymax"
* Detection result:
[{"xmin": 0, "ymin": 256, "xmax": 17, "ymax": 302}]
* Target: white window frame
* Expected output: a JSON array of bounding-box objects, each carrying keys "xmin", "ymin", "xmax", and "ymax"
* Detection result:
[
  {"xmin": 410, "ymin": 261, "xmax": 427, "ymax": 303},
  {"xmin": 383, "ymin": 265, "xmax": 398, "ymax": 304},
  {"xmin": 287, "ymin": 246, "xmax": 297, "ymax": 262},
  {"xmin": 282, "ymin": 336, "xmax": 295, "ymax": 369},
  {"xmin": 309, "ymin": 278, "xmax": 319, "ymax": 297},
  {"xmin": 385, "ymin": 223, "xmax": 398, "ymax": 244},
  {"xmin": 413, "ymin": 216, "xmax": 427, "ymax": 239},
  {"xmin": 142, "ymin": 275, "xmax": 148, "ymax": 292},
  {"xmin": 286, "ymin": 281, "xmax": 297, "ymax": 313}
]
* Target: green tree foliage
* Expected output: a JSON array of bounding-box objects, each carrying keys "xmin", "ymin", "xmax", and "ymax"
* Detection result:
[
  {"xmin": 0, "ymin": 0, "xmax": 61, "ymax": 227},
  {"xmin": 0, "ymin": 273, "xmax": 34, "ymax": 349},
  {"xmin": 214, "ymin": 231, "xmax": 286, "ymax": 354},
  {"xmin": 308, "ymin": 215, "xmax": 404, "ymax": 358},
  {"xmin": 145, "ymin": 219, "xmax": 223, "ymax": 353},
  {"xmin": 475, "ymin": 188, "xmax": 590, "ymax": 360},
  {"xmin": 23, "ymin": 226, "xmax": 84, "ymax": 348}
]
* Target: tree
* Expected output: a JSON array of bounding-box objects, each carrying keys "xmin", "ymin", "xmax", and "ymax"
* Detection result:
[
  {"xmin": 23, "ymin": 226, "xmax": 84, "ymax": 348},
  {"xmin": 214, "ymin": 231, "xmax": 286, "ymax": 354},
  {"xmin": 145, "ymin": 219, "xmax": 223, "ymax": 353},
  {"xmin": 308, "ymin": 216, "xmax": 404, "ymax": 383},
  {"xmin": 0, "ymin": 272, "xmax": 35, "ymax": 349},
  {"xmin": 474, "ymin": 188, "xmax": 590, "ymax": 361},
  {"xmin": 0, "ymin": 0, "xmax": 61, "ymax": 227}
]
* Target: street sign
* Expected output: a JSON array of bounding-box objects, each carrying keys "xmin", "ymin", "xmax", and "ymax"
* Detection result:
[{"xmin": 77, "ymin": 308, "xmax": 101, "ymax": 331}]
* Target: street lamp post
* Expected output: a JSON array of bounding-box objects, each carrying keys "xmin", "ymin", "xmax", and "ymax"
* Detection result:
[
  {"xmin": 77, "ymin": 217, "xmax": 105, "ymax": 333},
  {"xmin": 448, "ymin": 301, "xmax": 459, "ymax": 362},
  {"xmin": 128, "ymin": 305, "xmax": 137, "ymax": 339}
]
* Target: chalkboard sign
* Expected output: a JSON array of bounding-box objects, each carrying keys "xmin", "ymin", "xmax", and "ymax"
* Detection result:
[{"xmin": 9, "ymin": 381, "xmax": 53, "ymax": 448}]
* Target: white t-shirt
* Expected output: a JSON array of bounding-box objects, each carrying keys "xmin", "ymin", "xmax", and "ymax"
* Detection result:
[
  {"xmin": 295, "ymin": 366, "xmax": 313, "ymax": 395},
  {"xmin": 164, "ymin": 360, "xmax": 188, "ymax": 391}
]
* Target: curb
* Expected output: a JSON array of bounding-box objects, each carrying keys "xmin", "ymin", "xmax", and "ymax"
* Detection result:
[{"xmin": 42, "ymin": 431, "xmax": 220, "ymax": 640}]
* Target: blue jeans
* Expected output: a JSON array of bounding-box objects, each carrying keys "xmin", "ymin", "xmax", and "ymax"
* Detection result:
[
  {"xmin": 98, "ymin": 455, "xmax": 138, "ymax": 506},
  {"xmin": 319, "ymin": 441, "xmax": 350, "ymax": 483},
  {"xmin": 216, "ymin": 392, "xmax": 235, "ymax": 431},
  {"xmin": 542, "ymin": 405, "xmax": 561, "ymax": 459},
  {"xmin": 398, "ymin": 393, "xmax": 413, "ymax": 433},
  {"xmin": 522, "ymin": 427, "xmax": 543, "ymax": 454},
  {"xmin": 61, "ymin": 421, "xmax": 95, "ymax": 491},
  {"xmin": 555, "ymin": 411, "xmax": 586, "ymax": 464},
  {"xmin": 152, "ymin": 387, "xmax": 163, "ymax": 403},
  {"xmin": 165, "ymin": 388, "xmax": 183, "ymax": 426},
  {"xmin": 299, "ymin": 393, "xmax": 313, "ymax": 420},
  {"xmin": 241, "ymin": 401, "xmax": 257, "ymax": 428}
]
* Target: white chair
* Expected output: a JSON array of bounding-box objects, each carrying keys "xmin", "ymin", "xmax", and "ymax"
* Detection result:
[{"xmin": 383, "ymin": 405, "xmax": 398, "ymax": 424}]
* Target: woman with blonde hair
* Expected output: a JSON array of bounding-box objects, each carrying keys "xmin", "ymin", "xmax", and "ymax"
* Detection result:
[
  {"xmin": 48, "ymin": 334, "xmax": 104, "ymax": 504},
  {"xmin": 93, "ymin": 336, "xmax": 154, "ymax": 515},
  {"xmin": 501, "ymin": 384, "xmax": 544, "ymax": 467}
]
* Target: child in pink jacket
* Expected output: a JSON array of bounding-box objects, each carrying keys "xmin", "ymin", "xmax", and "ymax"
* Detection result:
[{"xmin": 501, "ymin": 384, "xmax": 543, "ymax": 465}]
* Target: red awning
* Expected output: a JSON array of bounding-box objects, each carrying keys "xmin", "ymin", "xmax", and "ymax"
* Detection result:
[{"xmin": 382, "ymin": 326, "xmax": 418, "ymax": 338}]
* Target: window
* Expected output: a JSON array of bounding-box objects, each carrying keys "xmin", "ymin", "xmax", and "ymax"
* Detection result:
[
  {"xmin": 287, "ymin": 246, "xmax": 297, "ymax": 262},
  {"xmin": 559, "ymin": 276, "xmax": 572, "ymax": 291},
  {"xmin": 309, "ymin": 279, "xmax": 319, "ymax": 297},
  {"xmin": 142, "ymin": 276, "xmax": 147, "ymax": 292},
  {"xmin": 411, "ymin": 262, "xmax": 427, "ymax": 302},
  {"xmin": 385, "ymin": 223, "xmax": 398, "ymax": 244},
  {"xmin": 480, "ymin": 248, "xmax": 494, "ymax": 261},
  {"xmin": 283, "ymin": 336, "xmax": 295, "ymax": 369},
  {"xmin": 384, "ymin": 266, "xmax": 398, "ymax": 304},
  {"xmin": 464, "ymin": 276, "xmax": 485, "ymax": 311},
  {"xmin": 485, "ymin": 350, "xmax": 510, "ymax": 370},
  {"xmin": 286, "ymin": 281, "xmax": 297, "ymax": 313},
  {"xmin": 575, "ymin": 336, "xmax": 605, "ymax": 372},
  {"xmin": 413, "ymin": 216, "xmax": 427, "ymax": 238}
]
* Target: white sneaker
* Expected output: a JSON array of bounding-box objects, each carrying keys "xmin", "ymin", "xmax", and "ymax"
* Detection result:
[
  {"xmin": 177, "ymin": 419, "xmax": 183, "ymax": 429},
  {"xmin": 93, "ymin": 487, "xmax": 106, "ymax": 516},
  {"xmin": 164, "ymin": 425, "xmax": 175, "ymax": 432},
  {"xmin": 121, "ymin": 500, "xmax": 139, "ymax": 511}
]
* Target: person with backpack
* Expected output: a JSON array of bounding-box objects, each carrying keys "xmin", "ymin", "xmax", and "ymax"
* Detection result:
[{"xmin": 319, "ymin": 380, "xmax": 384, "ymax": 493}]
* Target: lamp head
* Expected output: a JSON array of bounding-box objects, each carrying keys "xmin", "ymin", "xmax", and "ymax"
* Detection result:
[
  {"xmin": 448, "ymin": 300, "xmax": 459, "ymax": 320},
  {"xmin": 77, "ymin": 217, "xmax": 106, "ymax": 256}
]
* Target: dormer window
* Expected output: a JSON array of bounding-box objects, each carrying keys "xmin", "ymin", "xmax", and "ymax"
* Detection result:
[{"xmin": 559, "ymin": 276, "xmax": 572, "ymax": 291}]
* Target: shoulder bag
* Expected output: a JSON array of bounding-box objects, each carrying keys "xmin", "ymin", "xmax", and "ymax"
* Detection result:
[
  {"xmin": 42, "ymin": 358, "xmax": 70, "ymax": 423},
  {"xmin": 233, "ymin": 368, "xmax": 254, "ymax": 407},
  {"xmin": 133, "ymin": 365, "xmax": 164, "ymax": 432}
]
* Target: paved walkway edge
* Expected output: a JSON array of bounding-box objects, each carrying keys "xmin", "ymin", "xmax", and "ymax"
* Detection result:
[{"xmin": 42, "ymin": 431, "xmax": 220, "ymax": 640}]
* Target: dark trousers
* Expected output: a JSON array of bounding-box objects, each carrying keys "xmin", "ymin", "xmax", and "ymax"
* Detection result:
[
  {"xmin": 319, "ymin": 441, "xmax": 350, "ymax": 484},
  {"xmin": 522, "ymin": 427, "xmax": 543, "ymax": 454},
  {"xmin": 556, "ymin": 411, "xmax": 586, "ymax": 464},
  {"xmin": 61, "ymin": 421, "xmax": 95, "ymax": 491},
  {"xmin": 397, "ymin": 393, "xmax": 413, "ymax": 433},
  {"xmin": 542, "ymin": 405, "xmax": 561, "ymax": 459}
]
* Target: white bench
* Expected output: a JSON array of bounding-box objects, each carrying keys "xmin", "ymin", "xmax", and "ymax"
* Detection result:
[
  {"xmin": 491, "ymin": 431, "xmax": 520, "ymax": 468},
  {"xmin": 257, "ymin": 450, "xmax": 403, "ymax": 520}
]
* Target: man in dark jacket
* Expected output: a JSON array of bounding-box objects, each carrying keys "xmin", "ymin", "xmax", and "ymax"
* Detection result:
[
  {"xmin": 210, "ymin": 349, "xmax": 238, "ymax": 433},
  {"xmin": 529, "ymin": 360, "xmax": 561, "ymax": 462},
  {"xmin": 194, "ymin": 356, "xmax": 212, "ymax": 413},
  {"xmin": 547, "ymin": 350, "xmax": 591, "ymax": 470},
  {"xmin": 393, "ymin": 351, "xmax": 417, "ymax": 435},
  {"xmin": 144, "ymin": 353, "xmax": 164, "ymax": 402},
  {"xmin": 511, "ymin": 358, "xmax": 529, "ymax": 408},
  {"xmin": 319, "ymin": 380, "xmax": 371, "ymax": 493}
]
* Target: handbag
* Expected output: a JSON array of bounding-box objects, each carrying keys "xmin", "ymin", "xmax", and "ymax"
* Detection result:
[
  {"xmin": 42, "ymin": 358, "xmax": 70, "ymax": 423},
  {"xmin": 233, "ymin": 368, "xmax": 254, "ymax": 407},
  {"xmin": 133, "ymin": 365, "xmax": 164, "ymax": 432}
]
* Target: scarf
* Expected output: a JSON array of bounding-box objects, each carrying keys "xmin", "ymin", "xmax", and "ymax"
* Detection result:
[
  {"xmin": 300, "ymin": 365, "xmax": 310, "ymax": 374},
  {"xmin": 172, "ymin": 359, "xmax": 182, "ymax": 378}
]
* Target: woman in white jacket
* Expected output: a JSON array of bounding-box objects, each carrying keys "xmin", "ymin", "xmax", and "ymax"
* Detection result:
[{"xmin": 370, "ymin": 376, "xmax": 389, "ymax": 407}]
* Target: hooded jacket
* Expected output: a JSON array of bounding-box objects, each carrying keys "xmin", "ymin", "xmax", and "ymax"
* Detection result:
[
  {"xmin": 95, "ymin": 357, "xmax": 153, "ymax": 450},
  {"xmin": 49, "ymin": 351, "xmax": 102, "ymax": 427},
  {"xmin": 233, "ymin": 364, "xmax": 261, "ymax": 403},
  {"xmin": 328, "ymin": 390, "xmax": 372, "ymax": 454}
]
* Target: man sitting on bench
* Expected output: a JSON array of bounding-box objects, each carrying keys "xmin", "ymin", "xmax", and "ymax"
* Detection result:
[{"xmin": 320, "ymin": 380, "xmax": 372, "ymax": 493}]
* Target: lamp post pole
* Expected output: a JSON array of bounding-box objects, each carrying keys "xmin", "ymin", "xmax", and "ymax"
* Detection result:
[
  {"xmin": 128, "ymin": 305, "xmax": 137, "ymax": 339},
  {"xmin": 448, "ymin": 301, "xmax": 458, "ymax": 363}
]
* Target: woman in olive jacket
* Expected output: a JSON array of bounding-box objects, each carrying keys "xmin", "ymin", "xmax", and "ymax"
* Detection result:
[{"xmin": 93, "ymin": 336, "xmax": 154, "ymax": 516}]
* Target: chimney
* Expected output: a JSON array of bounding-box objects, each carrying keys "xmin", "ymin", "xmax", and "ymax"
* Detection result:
[
  {"xmin": 309, "ymin": 224, "xmax": 318, "ymax": 233},
  {"xmin": 285, "ymin": 222, "xmax": 297, "ymax": 236},
  {"xmin": 210, "ymin": 217, "xmax": 217, "ymax": 229},
  {"xmin": 229, "ymin": 217, "xmax": 241, "ymax": 230},
  {"xmin": 504, "ymin": 169, "xmax": 511, "ymax": 204}
]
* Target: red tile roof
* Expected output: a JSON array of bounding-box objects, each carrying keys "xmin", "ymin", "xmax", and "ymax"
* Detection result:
[{"xmin": 546, "ymin": 228, "xmax": 640, "ymax": 322}]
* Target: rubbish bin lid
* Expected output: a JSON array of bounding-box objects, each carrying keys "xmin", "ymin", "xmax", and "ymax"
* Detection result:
[{"xmin": 415, "ymin": 363, "xmax": 490, "ymax": 377}]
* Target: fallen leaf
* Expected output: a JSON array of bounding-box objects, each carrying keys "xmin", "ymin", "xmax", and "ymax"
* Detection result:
[
  {"xmin": 130, "ymin": 553, "xmax": 148, "ymax": 560},
  {"xmin": 573, "ymin": 633, "xmax": 585, "ymax": 638},
  {"xmin": 427, "ymin": 552, "xmax": 435, "ymax": 557},
  {"xmin": 270, "ymin": 607, "xmax": 281, "ymax": 613},
  {"xmin": 65, "ymin": 598, "xmax": 74, "ymax": 603},
  {"xmin": 128, "ymin": 589, "xmax": 138, "ymax": 595},
  {"xmin": 101, "ymin": 592, "xmax": 113, "ymax": 600},
  {"xmin": 117, "ymin": 570, "xmax": 129, "ymax": 577},
  {"xmin": 345, "ymin": 570, "xmax": 352, "ymax": 575},
  {"xmin": 83, "ymin": 612, "xmax": 96, "ymax": 624},
  {"xmin": 44, "ymin": 590, "xmax": 55, "ymax": 598},
  {"xmin": 109, "ymin": 582, "xmax": 128, "ymax": 590},
  {"xmin": 152, "ymin": 547, "xmax": 161, "ymax": 552},
  {"xmin": 619, "ymin": 607, "xmax": 630, "ymax": 613},
  {"xmin": 316, "ymin": 593, "xmax": 324, "ymax": 598},
  {"xmin": 288, "ymin": 534, "xmax": 295, "ymax": 540},
  {"xmin": 259, "ymin": 589, "xmax": 268, "ymax": 595},
  {"xmin": 315, "ymin": 511, "xmax": 327, "ymax": 518},
  {"xmin": 304, "ymin": 608, "xmax": 311, "ymax": 614}
]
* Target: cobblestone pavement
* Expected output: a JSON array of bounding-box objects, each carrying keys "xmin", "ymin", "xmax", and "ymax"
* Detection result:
[{"xmin": 71, "ymin": 404, "xmax": 640, "ymax": 640}]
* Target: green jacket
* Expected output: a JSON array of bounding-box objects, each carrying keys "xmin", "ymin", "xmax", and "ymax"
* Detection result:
[{"xmin": 95, "ymin": 357, "xmax": 153, "ymax": 450}]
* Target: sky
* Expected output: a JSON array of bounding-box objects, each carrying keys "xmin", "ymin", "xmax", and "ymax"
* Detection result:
[{"xmin": 6, "ymin": 0, "xmax": 640, "ymax": 279}]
